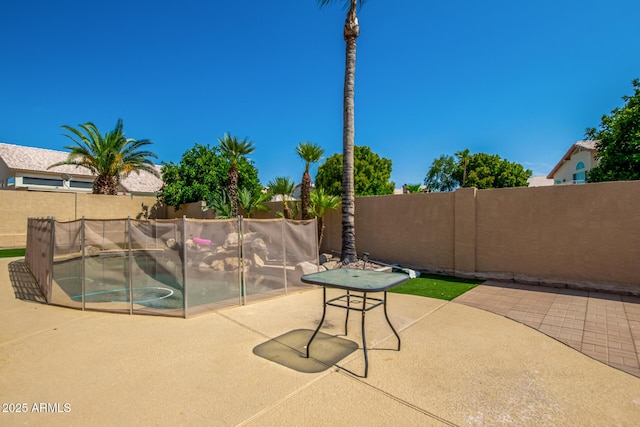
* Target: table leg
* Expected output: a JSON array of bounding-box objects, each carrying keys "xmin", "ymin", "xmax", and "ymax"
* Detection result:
[
  {"xmin": 383, "ymin": 290, "xmax": 401, "ymax": 351},
  {"xmin": 362, "ymin": 291, "xmax": 369, "ymax": 378},
  {"xmin": 344, "ymin": 290, "xmax": 350, "ymax": 335},
  {"xmin": 305, "ymin": 287, "xmax": 327, "ymax": 358}
]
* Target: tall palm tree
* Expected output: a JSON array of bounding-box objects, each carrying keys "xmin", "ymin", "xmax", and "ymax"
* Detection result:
[
  {"xmin": 268, "ymin": 177, "xmax": 295, "ymax": 219},
  {"xmin": 318, "ymin": 0, "xmax": 365, "ymax": 262},
  {"xmin": 48, "ymin": 119, "xmax": 158, "ymax": 195},
  {"xmin": 218, "ymin": 133, "xmax": 255, "ymax": 217},
  {"xmin": 296, "ymin": 141, "xmax": 324, "ymax": 220},
  {"xmin": 309, "ymin": 187, "xmax": 340, "ymax": 248}
]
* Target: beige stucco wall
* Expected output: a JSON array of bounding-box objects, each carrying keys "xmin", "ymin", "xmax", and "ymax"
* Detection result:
[
  {"xmin": 320, "ymin": 181, "xmax": 640, "ymax": 288},
  {"xmin": 163, "ymin": 201, "xmax": 216, "ymax": 220},
  {"xmin": 17, "ymin": 181, "xmax": 637, "ymax": 289},
  {"xmin": 454, "ymin": 187, "xmax": 477, "ymax": 275},
  {"xmin": 0, "ymin": 191, "xmax": 165, "ymax": 247},
  {"xmin": 475, "ymin": 181, "xmax": 640, "ymax": 286},
  {"xmin": 321, "ymin": 192, "xmax": 456, "ymax": 272}
]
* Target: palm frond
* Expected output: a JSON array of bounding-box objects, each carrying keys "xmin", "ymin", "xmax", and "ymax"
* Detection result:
[
  {"xmin": 317, "ymin": 0, "xmax": 366, "ymax": 10},
  {"xmin": 296, "ymin": 141, "xmax": 324, "ymax": 172},
  {"xmin": 49, "ymin": 118, "xmax": 158, "ymax": 194},
  {"xmin": 267, "ymin": 177, "xmax": 295, "ymax": 198},
  {"xmin": 237, "ymin": 187, "xmax": 270, "ymax": 218},
  {"xmin": 218, "ymin": 133, "xmax": 255, "ymax": 164},
  {"xmin": 309, "ymin": 187, "xmax": 340, "ymax": 218},
  {"xmin": 204, "ymin": 190, "xmax": 233, "ymax": 219}
]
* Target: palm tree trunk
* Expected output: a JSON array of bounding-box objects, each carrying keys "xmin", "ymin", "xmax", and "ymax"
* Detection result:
[
  {"xmin": 317, "ymin": 217, "xmax": 325, "ymax": 249},
  {"xmin": 341, "ymin": 1, "xmax": 359, "ymax": 262},
  {"xmin": 94, "ymin": 174, "xmax": 118, "ymax": 195},
  {"xmin": 229, "ymin": 166, "xmax": 239, "ymax": 217},
  {"xmin": 283, "ymin": 201, "xmax": 291, "ymax": 220},
  {"xmin": 301, "ymin": 170, "xmax": 311, "ymax": 220}
]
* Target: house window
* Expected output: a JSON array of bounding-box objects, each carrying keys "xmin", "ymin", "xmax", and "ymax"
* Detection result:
[
  {"xmin": 69, "ymin": 181, "xmax": 93, "ymax": 189},
  {"xmin": 22, "ymin": 177, "xmax": 64, "ymax": 187},
  {"xmin": 573, "ymin": 162, "xmax": 586, "ymax": 183}
]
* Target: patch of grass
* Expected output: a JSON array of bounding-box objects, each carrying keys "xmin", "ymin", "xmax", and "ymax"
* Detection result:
[
  {"xmin": 390, "ymin": 274, "xmax": 482, "ymax": 301},
  {"xmin": 0, "ymin": 248, "xmax": 26, "ymax": 258}
]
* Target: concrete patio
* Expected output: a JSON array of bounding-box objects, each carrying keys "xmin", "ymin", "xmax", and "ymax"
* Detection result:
[{"xmin": 1, "ymin": 257, "xmax": 639, "ymax": 426}]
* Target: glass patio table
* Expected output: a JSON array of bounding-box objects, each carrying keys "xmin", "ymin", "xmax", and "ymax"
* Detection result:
[{"xmin": 301, "ymin": 268, "xmax": 411, "ymax": 377}]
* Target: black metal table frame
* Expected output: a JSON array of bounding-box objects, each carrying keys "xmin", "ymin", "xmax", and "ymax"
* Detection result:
[{"xmin": 305, "ymin": 286, "xmax": 401, "ymax": 378}]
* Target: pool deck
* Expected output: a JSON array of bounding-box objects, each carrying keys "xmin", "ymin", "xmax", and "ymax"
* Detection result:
[{"xmin": 1, "ymin": 257, "xmax": 639, "ymax": 426}]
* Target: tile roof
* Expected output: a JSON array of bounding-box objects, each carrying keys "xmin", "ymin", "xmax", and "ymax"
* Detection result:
[
  {"xmin": 575, "ymin": 140, "xmax": 597, "ymax": 151},
  {"xmin": 527, "ymin": 175, "xmax": 554, "ymax": 187},
  {"xmin": 120, "ymin": 165, "xmax": 163, "ymax": 193},
  {"xmin": 0, "ymin": 142, "xmax": 91, "ymax": 176},
  {"xmin": 0, "ymin": 142, "xmax": 163, "ymax": 193}
]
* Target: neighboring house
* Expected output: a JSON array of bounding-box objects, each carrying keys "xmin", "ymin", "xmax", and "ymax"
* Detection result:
[
  {"xmin": 0, "ymin": 142, "xmax": 163, "ymax": 196},
  {"xmin": 547, "ymin": 140, "xmax": 598, "ymax": 185}
]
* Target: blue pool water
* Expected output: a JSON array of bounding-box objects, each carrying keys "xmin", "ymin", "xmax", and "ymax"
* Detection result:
[{"xmin": 52, "ymin": 251, "xmax": 284, "ymax": 312}]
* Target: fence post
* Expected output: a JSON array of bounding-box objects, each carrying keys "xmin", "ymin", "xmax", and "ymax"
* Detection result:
[
  {"xmin": 183, "ymin": 215, "xmax": 188, "ymax": 318},
  {"xmin": 81, "ymin": 216, "xmax": 85, "ymax": 310},
  {"xmin": 25, "ymin": 218, "xmax": 30, "ymax": 266},
  {"xmin": 281, "ymin": 219, "xmax": 288, "ymax": 295},
  {"xmin": 313, "ymin": 217, "xmax": 320, "ymax": 269},
  {"xmin": 239, "ymin": 216, "xmax": 244, "ymax": 306},
  {"xmin": 128, "ymin": 216, "xmax": 133, "ymax": 315},
  {"xmin": 48, "ymin": 216, "xmax": 55, "ymax": 304}
]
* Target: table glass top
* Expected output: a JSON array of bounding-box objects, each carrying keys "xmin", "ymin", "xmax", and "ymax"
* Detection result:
[{"xmin": 301, "ymin": 268, "xmax": 410, "ymax": 291}]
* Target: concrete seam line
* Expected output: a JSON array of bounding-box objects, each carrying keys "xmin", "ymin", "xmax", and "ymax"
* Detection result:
[
  {"xmin": 337, "ymin": 370, "xmax": 459, "ymax": 427},
  {"xmin": 234, "ymin": 370, "xmax": 335, "ymax": 427},
  {"xmin": 216, "ymin": 311, "xmax": 283, "ymax": 342},
  {"xmin": 339, "ymin": 301, "xmax": 450, "ymax": 363},
  {"xmin": 386, "ymin": 300, "xmax": 450, "ymax": 338}
]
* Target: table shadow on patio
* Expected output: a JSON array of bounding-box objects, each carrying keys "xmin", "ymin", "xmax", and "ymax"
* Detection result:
[{"xmin": 253, "ymin": 329, "xmax": 358, "ymax": 373}]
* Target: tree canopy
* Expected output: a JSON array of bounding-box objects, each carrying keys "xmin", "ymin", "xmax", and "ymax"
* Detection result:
[
  {"xmin": 463, "ymin": 153, "xmax": 531, "ymax": 189},
  {"xmin": 49, "ymin": 118, "xmax": 158, "ymax": 195},
  {"xmin": 424, "ymin": 154, "xmax": 458, "ymax": 192},
  {"xmin": 315, "ymin": 145, "xmax": 395, "ymax": 197},
  {"xmin": 158, "ymin": 143, "xmax": 261, "ymax": 209},
  {"xmin": 424, "ymin": 150, "xmax": 531, "ymax": 191},
  {"xmin": 587, "ymin": 78, "xmax": 640, "ymax": 183}
]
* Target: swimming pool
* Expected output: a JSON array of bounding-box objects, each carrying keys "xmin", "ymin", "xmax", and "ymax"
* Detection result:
[
  {"xmin": 27, "ymin": 217, "xmax": 319, "ymax": 318},
  {"xmin": 51, "ymin": 251, "xmax": 296, "ymax": 317}
]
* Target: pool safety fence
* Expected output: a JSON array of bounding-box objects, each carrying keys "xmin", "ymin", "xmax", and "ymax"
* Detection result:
[{"xmin": 25, "ymin": 216, "xmax": 319, "ymax": 318}]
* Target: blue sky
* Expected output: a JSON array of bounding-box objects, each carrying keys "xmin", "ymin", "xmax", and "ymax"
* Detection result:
[{"xmin": 1, "ymin": 0, "xmax": 639, "ymax": 188}]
